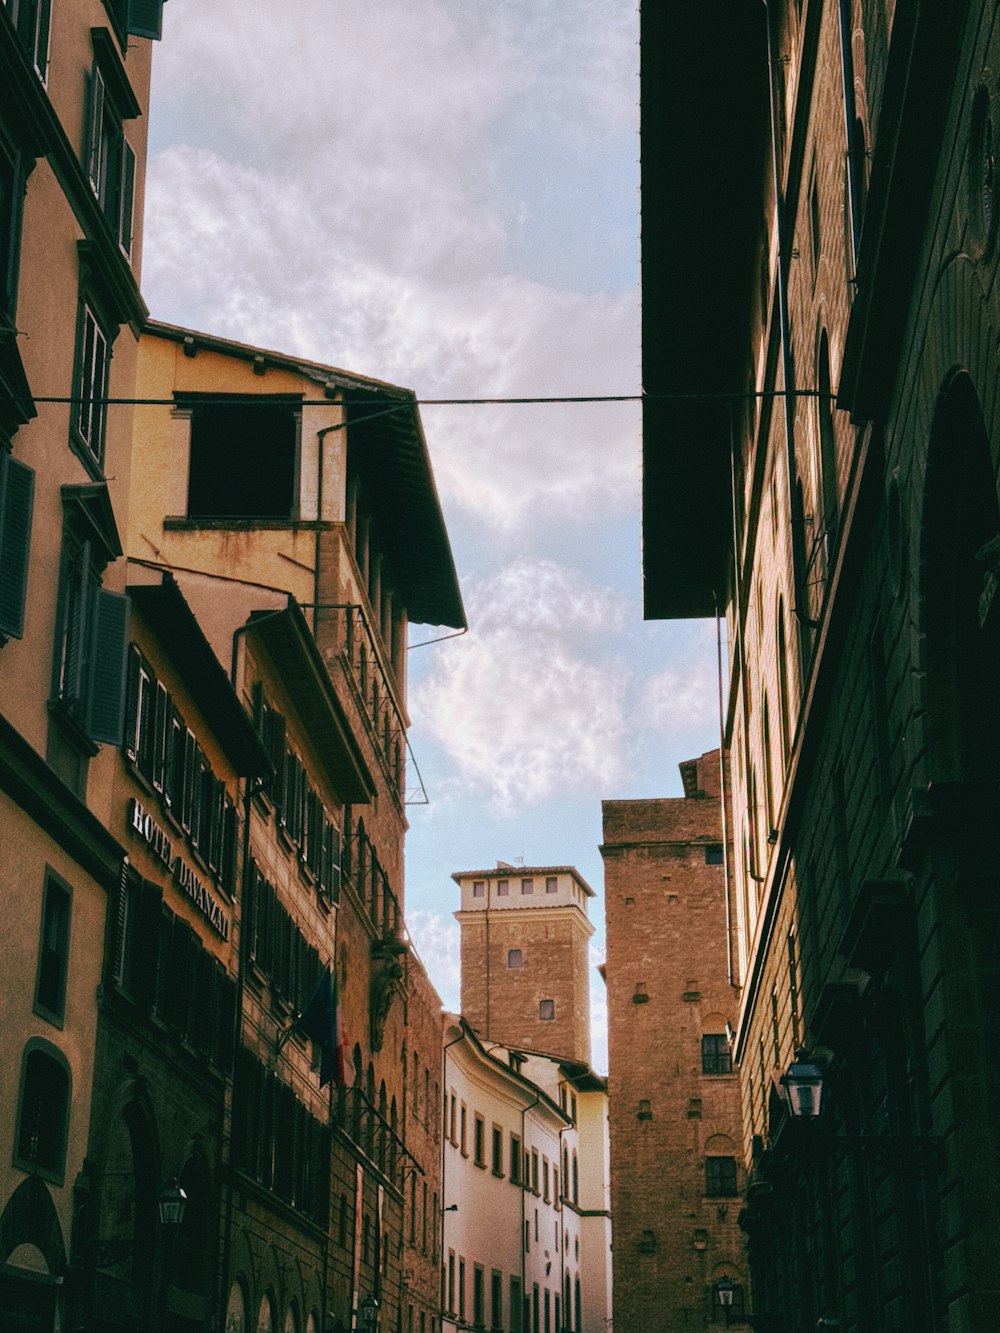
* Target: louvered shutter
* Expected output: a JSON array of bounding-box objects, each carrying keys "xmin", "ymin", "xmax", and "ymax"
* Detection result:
[
  {"xmin": 86, "ymin": 65, "xmax": 106, "ymax": 195},
  {"xmin": 118, "ymin": 138, "xmax": 135, "ymax": 259},
  {"xmin": 151, "ymin": 681, "xmax": 168, "ymax": 790},
  {"xmin": 110, "ymin": 859, "xmax": 132, "ymax": 986},
  {"xmin": 85, "ymin": 588, "xmax": 129, "ymax": 744},
  {"xmin": 0, "ymin": 453, "xmax": 33, "ymax": 640},
  {"xmin": 126, "ymin": 0, "xmax": 164, "ymax": 40},
  {"xmin": 123, "ymin": 645, "xmax": 141, "ymax": 760},
  {"xmin": 330, "ymin": 823, "xmax": 342, "ymax": 900},
  {"xmin": 59, "ymin": 542, "xmax": 91, "ymax": 707},
  {"xmin": 269, "ymin": 712, "xmax": 286, "ymax": 811}
]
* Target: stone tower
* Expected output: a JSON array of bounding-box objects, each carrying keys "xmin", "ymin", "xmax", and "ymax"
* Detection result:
[{"xmin": 453, "ymin": 864, "xmax": 595, "ymax": 1064}]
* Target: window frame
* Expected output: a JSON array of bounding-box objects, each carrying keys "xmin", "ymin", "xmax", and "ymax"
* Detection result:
[
  {"xmin": 71, "ymin": 300, "xmax": 112, "ymax": 469},
  {"xmin": 34, "ymin": 870, "xmax": 72, "ymax": 1026},
  {"xmin": 705, "ymin": 1155, "xmax": 739, "ymax": 1198},
  {"xmin": 13, "ymin": 1038, "xmax": 71, "ymax": 1184}
]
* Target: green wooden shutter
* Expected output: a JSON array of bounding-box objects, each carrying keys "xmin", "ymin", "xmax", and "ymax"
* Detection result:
[
  {"xmin": 118, "ymin": 138, "xmax": 136, "ymax": 259},
  {"xmin": 33, "ymin": 0, "xmax": 51, "ymax": 79},
  {"xmin": 123, "ymin": 644, "xmax": 141, "ymax": 760},
  {"xmin": 85, "ymin": 587, "xmax": 129, "ymax": 744},
  {"xmin": 85, "ymin": 65, "xmax": 106, "ymax": 195},
  {"xmin": 59, "ymin": 540, "xmax": 91, "ymax": 706},
  {"xmin": 126, "ymin": 0, "xmax": 164, "ymax": 40},
  {"xmin": 0, "ymin": 453, "xmax": 34, "ymax": 640}
]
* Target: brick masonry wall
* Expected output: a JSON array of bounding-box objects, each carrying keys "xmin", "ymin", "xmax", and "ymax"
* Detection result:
[
  {"xmin": 460, "ymin": 908, "xmax": 592, "ymax": 1065},
  {"xmin": 602, "ymin": 764, "xmax": 746, "ymax": 1332}
]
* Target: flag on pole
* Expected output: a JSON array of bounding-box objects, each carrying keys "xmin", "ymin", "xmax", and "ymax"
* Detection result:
[{"xmin": 287, "ymin": 965, "xmax": 346, "ymax": 1087}]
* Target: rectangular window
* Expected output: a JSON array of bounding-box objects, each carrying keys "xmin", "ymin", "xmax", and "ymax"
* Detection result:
[
  {"xmin": 35, "ymin": 872, "xmax": 71, "ymax": 1023},
  {"xmin": 7, "ymin": 0, "xmax": 51, "ymax": 79},
  {"xmin": 491, "ymin": 1271, "xmax": 503, "ymax": 1331},
  {"xmin": 539, "ymin": 998, "xmax": 555, "ymax": 1021},
  {"xmin": 701, "ymin": 1034, "xmax": 732, "ymax": 1076},
  {"xmin": 84, "ymin": 50, "xmax": 137, "ymax": 259},
  {"xmin": 542, "ymin": 1157, "xmax": 550, "ymax": 1202},
  {"xmin": 474, "ymin": 1265, "xmax": 485, "ymax": 1329},
  {"xmin": 0, "ymin": 449, "xmax": 34, "ymax": 641},
  {"xmin": 186, "ymin": 397, "xmax": 300, "ymax": 520},
  {"xmin": 521, "ymin": 878, "xmax": 534, "ymax": 895},
  {"xmin": 492, "ymin": 1125, "xmax": 503, "ymax": 1176},
  {"xmin": 473, "ymin": 879, "xmax": 485, "ymax": 897},
  {"xmin": 73, "ymin": 303, "xmax": 109, "ymax": 465},
  {"xmin": 510, "ymin": 1278, "xmax": 522, "ymax": 1333},
  {"xmin": 531, "ymin": 1148, "xmax": 539, "ymax": 1193},
  {"xmin": 507, "ymin": 948, "xmax": 523, "ymax": 970},
  {"xmin": 545, "ymin": 876, "xmax": 557, "ymax": 893},
  {"xmin": 474, "ymin": 1114, "xmax": 485, "ymax": 1166},
  {"xmin": 447, "ymin": 1252, "xmax": 455, "ymax": 1315},
  {"xmin": 460, "ymin": 1103, "xmax": 467, "ymax": 1156},
  {"xmin": 0, "ymin": 136, "xmax": 26, "ymax": 315},
  {"xmin": 510, "ymin": 1134, "xmax": 521, "ymax": 1184},
  {"xmin": 705, "ymin": 1156, "xmax": 738, "ymax": 1197},
  {"xmin": 705, "ymin": 844, "xmax": 724, "ymax": 865},
  {"xmin": 458, "ymin": 1259, "xmax": 466, "ymax": 1323},
  {"xmin": 497, "ymin": 879, "xmax": 509, "ymax": 896}
]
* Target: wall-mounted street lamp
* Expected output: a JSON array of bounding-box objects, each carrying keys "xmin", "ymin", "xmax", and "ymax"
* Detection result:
[
  {"xmin": 716, "ymin": 1278, "xmax": 735, "ymax": 1328},
  {"xmin": 157, "ymin": 1178, "xmax": 188, "ymax": 1228},
  {"xmin": 359, "ymin": 1292, "xmax": 379, "ymax": 1332},
  {"xmin": 778, "ymin": 1053, "xmax": 942, "ymax": 1165},
  {"xmin": 778, "ymin": 1052, "xmax": 824, "ymax": 1120}
]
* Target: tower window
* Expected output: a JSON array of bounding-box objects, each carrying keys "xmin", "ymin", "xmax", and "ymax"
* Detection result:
[
  {"xmin": 472, "ymin": 880, "xmax": 485, "ymax": 898},
  {"xmin": 545, "ymin": 876, "xmax": 558, "ymax": 893},
  {"xmin": 507, "ymin": 949, "xmax": 523, "ymax": 970},
  {"xmin": 521, "ymin": 878, "xmax": 534, "ymax": 895},
  {"xmin": 701, "ymin": 1034, "xmax": 732, "ymax": 1075},
  {"xmin": 539, "ymin": 999, "xmax": 555, "ymax": 1021},
  {"xmin": 705, "ymin": 844, "xmax": 724, "ymax": 865},
  {"xmin": 705, "ymin": 1156, "xmax": 738, "ymax": 1197},
  {"xmin": 497, "ymin": 879, "xmax": 509, "ymax": 896}
]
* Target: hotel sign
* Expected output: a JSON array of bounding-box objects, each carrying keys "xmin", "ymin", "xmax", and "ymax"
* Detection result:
[{"xmin": 127, "ymin": 798, "xmax": 230, "ymax": 940}]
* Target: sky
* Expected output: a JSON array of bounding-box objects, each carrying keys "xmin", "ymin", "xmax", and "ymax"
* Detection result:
[{"xmin": 143, "ymin": 0, "xmax": 720, "ymax": 1072}]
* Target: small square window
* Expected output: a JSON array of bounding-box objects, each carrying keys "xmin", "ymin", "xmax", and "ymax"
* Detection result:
[
  {"xmin": 545, "ymin": 876, "xmax": 558, "ymax": 894},
  {"xmin": 497, "ymin": 879, "xmax": 509, "ymax": 896},
  {"xmin": 508, "ymin": 949, "xmax": 523, "ymax": 970},
  {"xmin": 705, "ymin": 844, "xmax": 724, "ymax": 865},
  {"xmin": 702, "ymin": 1034, "xmax": 733, "ymax": 1076},
  {"xmin": 539, "ymin": 999, "xmax": 555, "ymax": 1021},
  {"xmin": 521, "ymin": 878, "xmax": 534, "ymax": 895},
  {"xmin": 472, "ymin": 880, "xmax": 485, "ymax": 898}
]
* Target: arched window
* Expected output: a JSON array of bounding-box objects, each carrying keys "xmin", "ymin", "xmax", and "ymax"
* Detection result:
[
  {"xmin": 14, "ymin": 1042, "xmax": 70, "ymax": 1183},
  {"xmin": 226, "ymin": 1279, "xmax": 248, "ymax": 1333},
  {"xmin": 574, "ymin": 1277, "xmax": 581, "ymax": 1332},
  {"xmin": 257, "ymin": 1291, "xmax": 276, "ymax": 1333}
]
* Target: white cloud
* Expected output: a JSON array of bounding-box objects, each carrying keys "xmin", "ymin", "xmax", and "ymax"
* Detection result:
[
  {"xmin": 641, "ymin": 664, "xmax": 719, "ymax": 736},
  {"xmin": 142, "ymin": 0, "xmax": 640, "ymax": 533},
  {"xmin": 410, "ymin": 560, "xmax": 631, "ymax": 812},
  {"xmin": 589, "ymin": 938, "xmax": 608, "ymax": 1074},
  {"xmin": 406, "ymin": 909, "xmax": 462, "ymax": 1013}
]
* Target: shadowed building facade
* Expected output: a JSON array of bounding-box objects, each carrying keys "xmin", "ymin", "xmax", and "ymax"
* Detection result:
[{"xmin": 642, "ymin": 3, "xmax": 1000, "ymax": 1330}]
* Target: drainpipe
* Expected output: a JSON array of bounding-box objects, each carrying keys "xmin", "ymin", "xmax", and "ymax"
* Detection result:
[
  {"xmin": 521, "ymin": 1091, "xmax": 541, "ymax": 1333},
  {"xmin": 762, "ymin": 1, "xmax": 811, "ymax": 631},
  {"xmin": 313, "ymin": 423, "xmax": 341, "ymax": 637},
  {"xmin": 441, "ymin": 1028, "xmax": 463, "ymax": 1329},
  {"xmin": 838, "ymin": 0, "xmax": 863, "ymax": 275}
]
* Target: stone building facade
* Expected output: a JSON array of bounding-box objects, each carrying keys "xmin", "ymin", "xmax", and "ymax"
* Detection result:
[
  {"xmin": 453, "ymin": 866, "xmax": 594, "ymax": 1065},
  {"xmin": 642, "ymin": 2, "xmax": 1000, "ymax": 1329},
  {"xmin": 602, "ymin": 751, "xmax": 745, "ymax": 1331}
]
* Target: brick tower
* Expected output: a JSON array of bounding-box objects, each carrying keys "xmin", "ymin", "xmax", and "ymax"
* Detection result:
[
  {"xmin": 453, "ymin": 864, "xmax": 595, "ymax": 1063},
  {"xmin": 602, "ymin": 749, "xmax": 747, "ymax": 1330}
]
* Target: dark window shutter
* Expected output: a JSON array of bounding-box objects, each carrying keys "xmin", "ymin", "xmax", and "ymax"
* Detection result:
[
  {"xmin": 221, "ymin": 794, "xmax": 237, "ymax": 895},
  {"xmin": 85, "ymin": 588, "xmax": 129, "ymax": 744},
  {"xmin": 127, "ymin": 0, "xmax": 164, "ymax": 40},
  {"xmin": 123, "ymin": 644, "xmax": 141, "ymax": 760},
  {"xmin": 35, "ymin": 0, "xmax": 52, "ymax": 79},
  {"xmin": 110, "ymin": 861, "xmax": 133, "ymax": 987},
  {"xmin": 133, "ymin": 880, "xmax": 163, "ymax": 1010},
  {"xmin": 85, "ymin": 65, "xmax": 106, "ymax": 196},
  {"xmin": 0, "ymin": 453, "xmax": 34, "ymax": 640},
  {"xmin": 118, "ymin": 138, "xmax": 135, "ymax": 259},
  {"xmin": 151, "ymin": 681, "xmax": 168, "ymax": 790}
]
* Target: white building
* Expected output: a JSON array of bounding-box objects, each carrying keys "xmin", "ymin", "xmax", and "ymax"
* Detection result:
[{"xmin": 441, "ymin": 1017, "xmax": 612, "ymax": 1333}]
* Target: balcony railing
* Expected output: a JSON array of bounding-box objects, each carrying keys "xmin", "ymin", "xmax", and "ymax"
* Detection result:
[{"xmin": 318, "ymin": 604, "xmax": 406, "ymax": 798}]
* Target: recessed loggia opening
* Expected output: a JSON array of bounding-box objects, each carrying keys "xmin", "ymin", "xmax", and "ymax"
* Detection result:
[{"xmin": 184, "ymin": 396, "xmax": 301, "ymax": 520}]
